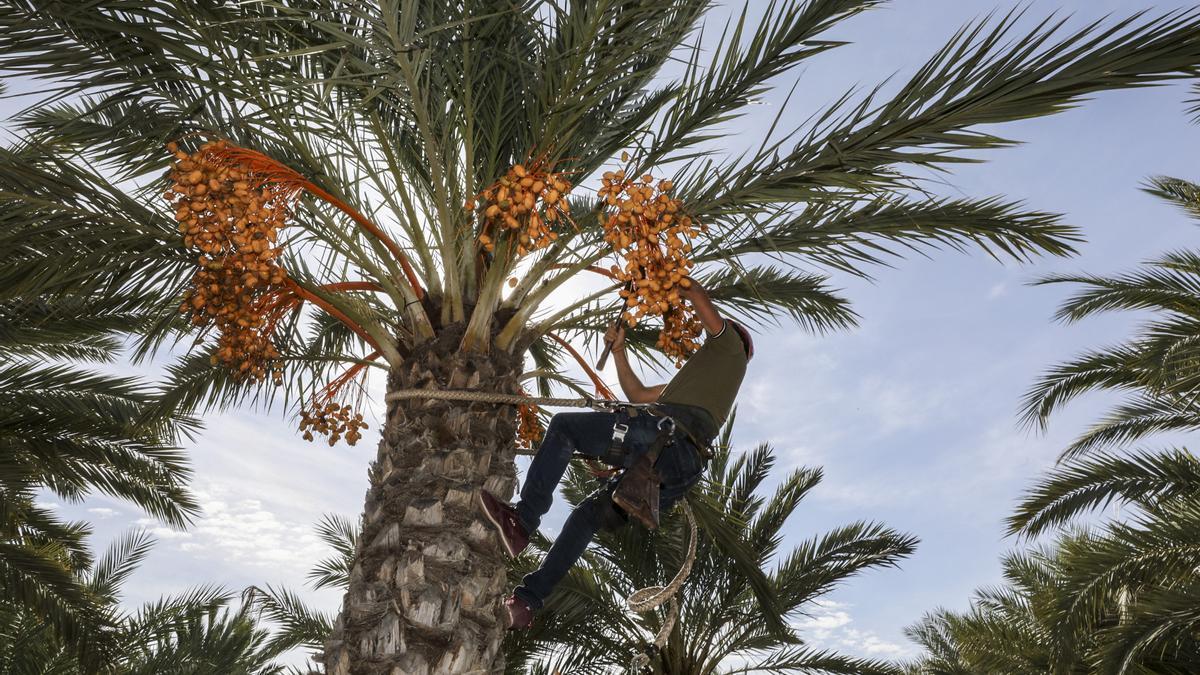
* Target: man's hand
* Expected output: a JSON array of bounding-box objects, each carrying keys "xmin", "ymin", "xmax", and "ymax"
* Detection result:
[
  {"xmin": 607, "ymin": 321, "xmax": 666, "ymax": 403},
  {"xmin": 604, "ymin": 322, "xmax": 626, "ymax": 353},
  {"xmin": 679, "ymin": 275, "xmax": 704, "ymax": 300},
  {"xmin": 678, "ymin": 275, "xmax": 724, "ymax": 335}
]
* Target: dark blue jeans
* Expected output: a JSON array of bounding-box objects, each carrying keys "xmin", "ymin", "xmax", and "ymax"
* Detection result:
[{"xmin": 514, "ymin": 409, "xmax": 705, "ymax": 610}]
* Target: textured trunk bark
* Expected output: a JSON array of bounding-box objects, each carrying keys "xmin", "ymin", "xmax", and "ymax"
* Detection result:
[{"xmin": 321, "ymin": 324, "xmax": 520, "ymax": 674}]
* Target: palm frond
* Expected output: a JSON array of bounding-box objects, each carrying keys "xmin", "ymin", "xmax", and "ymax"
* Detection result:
[
  {"xmin": 1019, "ymin": 345, "xmax": 1149, "ymax": 431},
  {"xmin": 1063, "ymin": 395, "xmax": 1200, "ymax": 459},
  {"xmin": 1143, "ymin": 176, "xmax": 1200, "ymax": 220},
  {"xmin": 307, "ymin": 513, "xmax": 358, "ymax": 591},
  {"xmin": 243, "ymin": 584, "xmax": 333, "ymax": 654},
  {"xmin": 1008, "ymin": 448, "xmax": 1200, "ymax": 538}
]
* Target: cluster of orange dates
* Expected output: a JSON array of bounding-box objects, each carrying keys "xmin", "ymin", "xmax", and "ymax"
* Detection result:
[
  {"xmin": 168, "ymin": 139, "xmax": 374, "ymax": 447},
  {"xmin": 165, "ymin": 139, "xmax": 290, "ymax": 385},
  {"xmin": 599, "ymin": 161, "xmax": 706, "ymax": 365},
  {"xmin": 299, "ymin": 401, "xmax": 368, "ymax": 447},
  {"xmin": 469, "ymin": 163, "xmax": 574, "ymax": 256},
  {"xmin": 516, "ymin": 394, "xmax": 545, "ymax": 451}
]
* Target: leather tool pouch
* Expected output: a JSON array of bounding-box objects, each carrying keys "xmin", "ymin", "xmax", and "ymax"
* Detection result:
[
  {"xmin": 611, "ymin": 452, "xmax": 661, "ymax": 530},
  {"xmin": 610, "ymin": 427, "xmax": 670, "ymax": 530}
]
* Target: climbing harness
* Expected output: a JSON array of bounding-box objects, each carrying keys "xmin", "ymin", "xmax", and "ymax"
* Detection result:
[
  {"xmin": 610, "ymin": 413, "xmax": 676, "ymax": 529},
  {"xmin": 385, "ymin": 386, "xmax": 704, "ymax": 671}
]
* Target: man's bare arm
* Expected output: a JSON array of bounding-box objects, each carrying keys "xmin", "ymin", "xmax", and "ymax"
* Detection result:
[
  {"xmin": 616, "ymin": 350, "xmax": 666, "ymax": 403},
  {"xmin": 605, "ymin": 324, "xmax": 665, "ymax": 403},
  {"xmin": 680, "ymin": 277, "xmax": 724, "ymax": 335}
]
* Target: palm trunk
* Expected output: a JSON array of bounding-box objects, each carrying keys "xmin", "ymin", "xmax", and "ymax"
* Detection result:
[{"xmin": 321, "ymin": 324, "xmax": 521, "ymax": 674}]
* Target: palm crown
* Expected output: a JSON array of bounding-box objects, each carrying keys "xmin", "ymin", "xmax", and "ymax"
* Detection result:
[{"xmin": 8, "ymin": 2, "xmax": 1200, "ymax": 422}]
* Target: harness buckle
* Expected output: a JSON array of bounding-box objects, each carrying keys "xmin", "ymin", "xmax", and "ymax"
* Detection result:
[
  {"xmin": 612, "ymin": 422, "xmax": 630, "ymax": 444},
  {"xmin": 656, "ymin": 415, "xmax": 675, "ymax": 435},
  {"xmin": 589, "ymin": 396, "xmax": 624, "ymax": 413}
]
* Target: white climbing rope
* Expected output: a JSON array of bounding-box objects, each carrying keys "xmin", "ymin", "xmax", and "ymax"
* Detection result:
[{"xmin": 628, "ymin": 500, "xmax": 698, "ymax": 672}]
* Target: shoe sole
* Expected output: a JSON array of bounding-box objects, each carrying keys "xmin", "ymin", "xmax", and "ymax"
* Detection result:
[{"xmin": 478, "ymin": 491, "xmax": 522, "ymax": 558}]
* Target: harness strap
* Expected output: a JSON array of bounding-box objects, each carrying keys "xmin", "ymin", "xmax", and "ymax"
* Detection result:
[{"xmin": 646, "ymin": 404, "xmax": 715, "ymax": 460}]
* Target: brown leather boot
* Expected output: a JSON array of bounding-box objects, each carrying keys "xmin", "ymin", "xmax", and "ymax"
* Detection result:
[
  {"xmin": 478, "ymin": 490, "xmax": 530, "ymax": 557},
  {"xmin": 505, "ymin": 594, "xmax": 534, "ymax": 630}
]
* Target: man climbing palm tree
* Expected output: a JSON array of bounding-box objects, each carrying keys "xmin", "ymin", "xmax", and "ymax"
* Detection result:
[{"xmin": 480, "ymin": 278, "xmax": 753, "ymax": 629}]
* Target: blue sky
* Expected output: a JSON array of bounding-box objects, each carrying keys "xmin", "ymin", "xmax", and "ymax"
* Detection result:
[{"xmin": 11, "ymin": 0, "xmax": 1200, "ymax": 667}]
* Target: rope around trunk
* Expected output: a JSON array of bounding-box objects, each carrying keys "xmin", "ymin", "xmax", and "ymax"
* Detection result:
[
  {"xmin": 385, "ymin": 389, "xmax": 600, "ymax": 455},
  {"xmin": 386, "ymin": 387, "xmax": 595, "ymax": 408},
  {"xmin": 386, "ymin": 386, "xmax": 698, "ymax": 669}
]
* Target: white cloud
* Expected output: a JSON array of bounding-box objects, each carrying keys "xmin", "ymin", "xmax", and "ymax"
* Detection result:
[
  {"xmin": 87, "ymin": 507, "xmax": 119, "ymax": 518},
  {"xmin": 812, "ymin": 479, "xmax": 922, "ymax": 510},
  {"xmin": 928, "ymin": 421, "xmax": 1064, "ymax": 509},
  {"xmin": 134, "ymin": 519, "xmax": 194, "ymax": 540},
  {"xmin": 796, "ymin": 600, "xmax": 914, "ymax": 661},
  {"xmin": 840, "ymin": 628, "xmax": 910, "ymax": 657},
  {"xmin": 182, "ymin": 412, "xmax": 375, "ymax": 523},
  {"xmin": 794, "ymin": 600, "xmax": 853, "ymax": 641},
  {"xmin": 988, "ymin": 283, "xmax": 1007, "ymax": 299},
  {"xmin": 137, "ymin": 483, "xmax": 327, "ymax": 578}
]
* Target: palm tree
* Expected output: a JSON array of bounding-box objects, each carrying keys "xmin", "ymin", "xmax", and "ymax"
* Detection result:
[
  {"xmin": 904, "ymin": 521, "xmax": 1200, "ymax": 674},
  {"xmin": 903, "ymin": 544, "xmax": 1097, "ymax": 675},
  {"xmin": 1, "ymin": 530, "xmax": 290, "ymax": 674},
  {"xmin": 0, "ymin": 294, "xmax": 199, "ymax": 523},
  {"xmin": 995, "ymin": 451, "xmax": 1200, "ymax": 673},
  {"xmin": 2, "ymin": 72, "xmax": 198, "ymax": 644},
  {"xmin": 1014, "ymin": 175, "xmax": 1200, "ymax": 673},
  {"xmin": 1020, "ymin": 247, "xmax": 1200, "ymax": 459},
  {"xmin": 906, "ymin": 163, "xmax": 1200, "ymax": 673},
  {"xmin": 0, "ymin": 482, "xmax": 111, "ymax": 670},
  {"xmin": 1, "ymin": 288, "xmax": 201, "ymax": 661},
  {"xmin": 7, "ymin": 2, "xmax": 1200, "ymax": 671}
]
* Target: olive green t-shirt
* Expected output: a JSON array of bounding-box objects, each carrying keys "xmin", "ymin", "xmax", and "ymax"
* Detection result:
[{"xmin": 657, "ymin": 320, "xmax": 748, "ymax": 428}]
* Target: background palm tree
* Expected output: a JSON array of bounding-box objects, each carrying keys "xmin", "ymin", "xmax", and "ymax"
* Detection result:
[
  {"xmin": 1015, "ymin": 170, "xmax": 1200, "ymax": 673},
  {"xmin": 7, "ymin": 2, "xmax": 1200, "ymax": 671},
  {"xmin": 2, "ymin": 530, "xmax": 290, "ymax": 675},
  {"xmin": 904, "ymin": 518, "xmax": 1200, "ymax": 675},
  {"xmin": 505, "ymin": 420, "xmax": 917, "ymax": 674},
  {"xmin": 1020, "ymin": 250, "xmax": 1200, "ymax": 459},
  {"xmin": 904, "ymin": 543, "xmax": 1099, "ymax": 675},
  {"xmin": 906, "ymin": 144, "xmax": 1200, "ymax": 674},
  {"xmin": 1, "ymin": 208, "xmax": 200, "ymax": 665}
]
